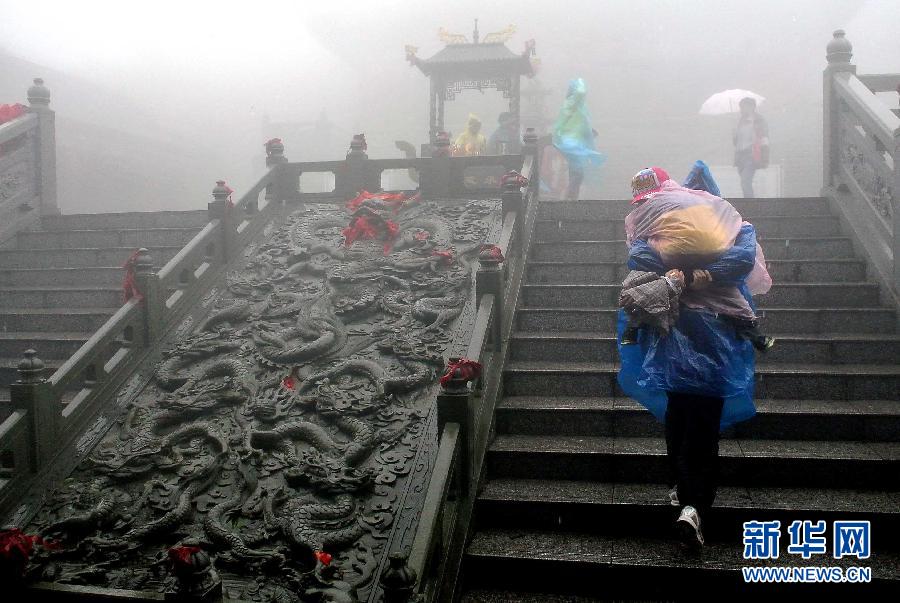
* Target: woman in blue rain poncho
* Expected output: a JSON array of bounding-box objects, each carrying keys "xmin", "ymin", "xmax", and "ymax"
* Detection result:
[
  {"xmin": 617, "ymin": 165, "xmax": 771, "ymax": 551},
  {"xmin": 552, "ymin": 78, "xmax": 606, "ymax": 200}
]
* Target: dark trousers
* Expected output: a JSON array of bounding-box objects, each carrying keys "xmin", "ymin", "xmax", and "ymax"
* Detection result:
[
  {"xmin": 735, "ymin": 150, "xmax": 756, "ymax": 198},
  {"xmin": 665, "ymin": 392, "xmax": 724, "ymax": 519},
  {"xmin": 566, "ymin": 163, "xmax": 584, "ymax": 200}
]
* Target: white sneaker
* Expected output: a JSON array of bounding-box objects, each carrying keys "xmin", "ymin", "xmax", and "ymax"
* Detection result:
[
  {"xmin": 668, "ymin": 486, "xmax": 679, "ymax": 506},
  {"xmin": 676, "ymin": 505, "xmax": 705, "ymax": 550}
]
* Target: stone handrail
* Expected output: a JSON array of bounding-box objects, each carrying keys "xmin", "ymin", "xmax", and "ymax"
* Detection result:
[
  {"xmin": 823, "ymin": 30, "xmax": 900, "ymax": 301},
  {"xmin": 381, "ymin": 136, "xmax": 541, "ymax": 602},
  {"xmin": 0, "ymin": 79, "xmax": 58, "ymax": 245}
]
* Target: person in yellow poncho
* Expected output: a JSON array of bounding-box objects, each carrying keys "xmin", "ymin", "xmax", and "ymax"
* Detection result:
[{"xmin": 452, "ymin": 113, "xmax": 487, "ymax": 156}]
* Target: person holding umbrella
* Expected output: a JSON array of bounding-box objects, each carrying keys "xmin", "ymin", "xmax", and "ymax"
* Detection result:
[{"xmin": 733, "ymin": 97, "xmax": 769, "ymax": 197}]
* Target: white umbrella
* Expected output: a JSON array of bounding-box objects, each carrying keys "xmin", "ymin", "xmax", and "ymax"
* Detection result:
[{"xmin": 699, "ymin": 89, "xmax": 765, "ymax": 115}]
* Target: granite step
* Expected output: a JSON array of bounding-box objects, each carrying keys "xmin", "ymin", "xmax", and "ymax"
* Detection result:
[
  {"xmin": 0, "ymin": 266, "xmax": 123, "ymax": 287},
  {"xmin": 526, "ymin": 259, "xmax": 868, "ymax": 285},
  {"xmin": 531, "ymin": 237, "xmax": 856, "ymax": 262},
  {"xmin": 508, "ymin": 332, "xmax": 900, "ymax": 365},
  {"xmin": 515, "ymin": 307, "xmax": 898, "ymax": 335},
  {"xmin": 0, "ymin": 286, "xmax": 122, "ymax": 309},
  {"xmin": 0, "ymin": 308, "xmax": 118, "ymax": 332},
  {"xmin": 474, "ymin": 479, "xmax": 900, "ymax": 546},
  {"xmin": 502, "ymin": 361, "xmax": 900, "ymax": 400},
  {"xmin": 462, "ymin": 529, "xmax": 900, "ymax": 599},
  {"xmin": 486, "ymin": 434, "xmax": 900, "ymax": 489},
  {"xmin": 495, "ymin": 397, "xmax": 900, "ymax": 441},
  {"xmin": 40, "ymin": 210, "xmax": 209, "ymax": 231},
  {"xmin": 16, "ymin": 227, "xmax": 201, "ymax": 250},
  {"xmin": 534, "ymin": 215, "xmax": 842, "ymax": 241},
  {"xmin": 0, "ymin": 246, "xmax": 185, "ymax": 269},
  {"xmin": 0, "ymin": 331, "xmax": 92, "ymax": 359},
  {"xmin": 521, "ymin": 283, "xmax": 882, "ymax": 309},
  {"xmin": 536, "ymin": 197, "xmax": 832, "ymax": 220}
]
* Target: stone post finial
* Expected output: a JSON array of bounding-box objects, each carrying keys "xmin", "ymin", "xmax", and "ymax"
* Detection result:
[
  {"xmin": 347, "ymin": 134, "xmax": 368, "ymax": 160},
  {"xmin": 17, "ymin": 350, "xmax": 45, "ymax": 384},
  {"xmin": 27, "ymin": 78, "xmax": 50, "ymax": 107},
  {"xmin": 212, "ymin": 180, "xmax": 231, "ymax": 204},
  {"xmin": 264, "ymin": 137, "xmax": 287, "ymax": 168},
  {"xmin": 380, "ymin": 552, "xmax": 419, "ymax": 603},
  {"xmin": 134, "ymin": 248, "xmax": 153, "ymax": 274},
  {"xmin": 826, "ymin": 29, "xmax": 853, "ymax": 64},
  {"xmin": 523, "ymin": 127, "xmax": 538, "ymax": 147}
]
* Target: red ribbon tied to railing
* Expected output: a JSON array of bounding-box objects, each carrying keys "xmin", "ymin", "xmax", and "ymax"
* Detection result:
[
  {"xmin": 121, "ymin": 249, "xmax": 144, "ymax": 303},
  {"xmin": 0, "ymin": 103, "xmax": 27, "ymax": 126},
  {"xmin": 314, "ymin": 550, "xmax": 333, "ymax": 566},
  {"xmin": 479, "ymin": 244, "xmax": 505, "ymax": 264},
  {"xmin": 1, "ymin": 528, "xmax": 59, "ymax": 577},
  {"xmin": 501, "ymin": 170, "xmax": 529, "ymax": 189},
  {"xmin": 439, "ymin": 358, "xmax": 483, "ymax": 387},
  {"xmin": 168, "ymin": 545, "xmax": 203, "ymax": 567},
  {"xmin": 430, "ymin": 250, "xmax": 454, "ymax": 265}
]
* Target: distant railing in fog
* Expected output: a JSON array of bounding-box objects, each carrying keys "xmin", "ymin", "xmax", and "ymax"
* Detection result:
[{"xmin": 823, "ymin": 29, "xmax": 900, "ymax": 300}]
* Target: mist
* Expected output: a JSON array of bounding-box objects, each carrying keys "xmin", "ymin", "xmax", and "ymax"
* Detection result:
[{"xmin": 1, "ymin": 0, "xmax": 897, "ymax": 211}]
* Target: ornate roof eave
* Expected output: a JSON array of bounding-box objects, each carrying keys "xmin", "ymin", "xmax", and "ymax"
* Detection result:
[{"xmin": 405, "ymin": 39, "xmax": 536, "ymax": 79}]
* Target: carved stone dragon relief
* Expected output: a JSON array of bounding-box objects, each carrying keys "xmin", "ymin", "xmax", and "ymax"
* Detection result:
[{"xmin": 22, "ymin": 198, "xmax": 499, "ymax": 602}]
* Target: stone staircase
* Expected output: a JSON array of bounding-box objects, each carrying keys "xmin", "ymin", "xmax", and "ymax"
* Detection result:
[
  {"xmin": 460, "ymin": 197, "xmax": 900, "ymax": 600},
  {"xmin": 0, "ymin": 210, "xmax": 209, "ymax": 414}
]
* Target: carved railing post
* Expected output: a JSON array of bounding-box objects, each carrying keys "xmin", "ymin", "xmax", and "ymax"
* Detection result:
[
  {"xmin": 823, "ymin": 30, "xmax": 856, "ymax": 190},
  {"xmin": 477, "ymin": 245, "xmax": 505, "ymax": 350},
  {"xmin": 264, "ymin": 137, "xmax": 291, "ymax": 205},
  {"xmin": 9, "ymin": 350, "xmax": 56, "ymax": 471},
  {"xmin": 422, "ymin": 131, "xmax": 451, "ymax": 198},
  {"xmin": 166, "ymin": 543, "xmax": 223, "ymax": 602},
  {"xmin": 132, "ymin": 248, "xmax": 161, "ymax": 345},
  {"xmin": 26, "ymin": 78, "xmax": 58, "ymax": 216},
  {"xmin": 380, "ymin": 552, "xmax": 421, "ymax": 603},
  {"xmin": 209, "ymin": 180, "xmax": 234, "ymax": 261},
  {"xmin": 341, "ymin": 134, "xmax": 377, "ymax": 197},
  {"xmin": 523, "ymin": 127, "xmax": 540, "ymax": 186},
  {"xmin": 501, "ymin": 170, "xmax": 528, "ymax": 249},
  {"xmin": 894, "ymin": 124, "xmax": 900, "ymax": 290},
  {"xmin": 438, "ymin": 358, "xmax": 481, "ymax": 498}
]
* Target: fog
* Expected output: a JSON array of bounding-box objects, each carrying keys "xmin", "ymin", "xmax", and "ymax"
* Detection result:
[{"xmin": 1, "ymin": 0, "xmax": 897, "ymax": 211}]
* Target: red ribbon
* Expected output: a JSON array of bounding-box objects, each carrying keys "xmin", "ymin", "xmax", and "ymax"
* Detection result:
[
  {"xmin": 282, "ymin": 375, "xmax": 297, "ymax": 390},
  {"xmin": 0, "ymin": 103, "xmax": 27, "ymax": 126},
  {"xmin": 414, "ymin": 231, "xmax": 430, "ymax": 241},
  {"xmin": 439, "ymin": 358, "xmax": 483, "ymax": 386},
  {"xmin": 168, "ymin": 545, "xmax": 202, "ymax": 568},
  {"xmin": 121, "ymin": 249, "xmax": 143, "ymax": 303},
  {"xmin": 342, "ymin": 214, "xmax": 400, "ymax": 255},
  {"xmin": 501, "ymin": 171, "xmax": 529, "ymax": 189},
  {"xmin": 314, "ymin": 550, "xmax": 332, "ymax": 566},
  {"xmin": 346, "ymin": 190, "xmax": 418, "ymax": 214},
  {"xmin": 0, "ymin": 528, "xmax": 59, "ymax": 576},
  {"xmin": 479, "ymin": 244, "xmax": 505, "ymax": 263},
  {"xmin": 430, "ymin": 250, "xmax": 454, "ymax": 265}
]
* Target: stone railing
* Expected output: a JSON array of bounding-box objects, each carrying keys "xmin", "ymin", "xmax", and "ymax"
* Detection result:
[
  {"xmin": 378, "ymin": 133, "xmax": 541, "ymax": 603},
  {"xmin": 823, "ymin": 30, "xmax": 900, "ymax": 300},
  {"xmin": 0, "ymin": 79, "xmax": 57, "ymax": 245}
]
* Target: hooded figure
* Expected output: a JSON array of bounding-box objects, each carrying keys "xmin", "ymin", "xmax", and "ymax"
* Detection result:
[
  {"xmin": 552, "ymin": 78, "xmax": 606, "ymax": 199},
  {"xmin": 453, "ymin": 113, "xmax": 487, "ymax": 156}
]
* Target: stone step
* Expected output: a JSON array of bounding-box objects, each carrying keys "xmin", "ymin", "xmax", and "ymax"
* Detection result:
[
  {"xmin": 0, "ymin": 246, "xmax": 185, "ymax": 269},
  {"xmin": 495, "ymin": 397, "xmax": 900, "ymax": 441},
  {"xmin": 508, "ymin": 332, "xmax": 900, "ymax": 365},
  {"xmin": 0, "ymin": 308, "xmax": 117, "ymax": 332},
  {"xmin": 0, "ymin": 266, "xmax": 123, "ymax": 287},
  {"xmin": 475, "ymin": 479, "xmax": 900, "ymax": 545},
  {"xmin": 502, "ymin": 361, "xmax": 900, "ymax": 400},
  {"xmin": 521, "ymin": 283, "xmax": 882, "ymax": 309},
  {"xmin": 531, "ymin": 237, "xmax": 856, "ymax": 262},
  {"xmin": 0, "ymin": 286, "xmax": 122, "ymax": 309},
  {"xmin": 462, "ymin": 529, "xmax": 900, "ymax": 599},
  {"xmin": 486, "ymin": 434, "xmax": 900, "ymax": 489},
  {"xmin": 526, "ymin": 259, "xmax": 868, "ymax": 285},
  {"xmin": 537, "ymin": 197, "xmax": 832, "ymax": 220},
  {"xmin": 16, "ymin": 227, "xmax": 201, "ymax": 250},
  {"xmin": 0, "ymin": 331, "xmax": 91, "ymax": 359},
  {"xmin": 40, "ymin": 210, "xmax": 210, "ymax": 231},
  {"xmin": 516, "ymin": 307, "xmax": 898, "ymax": 335},
  {"xmin": 534, "ymin": 215, "xmax": 842, "ymax": 241}
]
